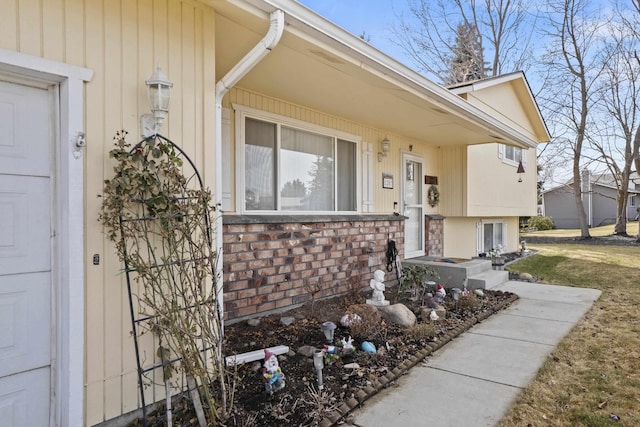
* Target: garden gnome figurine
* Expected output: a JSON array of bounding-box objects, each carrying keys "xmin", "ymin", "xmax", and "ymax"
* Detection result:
[
  {"xmin": 262, "ymin": 349, "xmax": 285, "ymax": 395},
  {"xmin": 366, "ymin": 269, "xmax": 390, "ymax": 307},
  {"xmin": 435, "ymin": 284, "xmax": 446, "ymax": 304}
]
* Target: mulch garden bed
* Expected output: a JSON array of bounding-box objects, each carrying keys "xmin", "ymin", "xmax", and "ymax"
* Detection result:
[{"xmin": 130, "ymin": 283, "xmax": 519, "ymax": 426}]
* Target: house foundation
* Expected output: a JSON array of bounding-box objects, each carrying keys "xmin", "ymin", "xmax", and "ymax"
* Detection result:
[{"xmin": 222, "ymin": 215, "xmax": 404, "ymax": 321}]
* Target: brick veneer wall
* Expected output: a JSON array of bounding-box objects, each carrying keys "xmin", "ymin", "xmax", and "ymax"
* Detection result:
[
  {"xmin": 222, "ymin": 215, "xmax": 405, "ymax": 322},
  {"xmin": 424, "ymin": 215, "xmax": 444, "ymax": 256}
]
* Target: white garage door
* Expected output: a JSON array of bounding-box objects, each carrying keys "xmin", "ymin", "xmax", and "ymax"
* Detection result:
[{"xmin": 0, "ymin": 80, "xmax": 52, "ymax": 426}]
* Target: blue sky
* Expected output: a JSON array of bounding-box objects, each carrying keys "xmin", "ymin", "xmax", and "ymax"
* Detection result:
[{"xmin": 297, "ymin": 0, "xmax": 412, "ymax": 66}]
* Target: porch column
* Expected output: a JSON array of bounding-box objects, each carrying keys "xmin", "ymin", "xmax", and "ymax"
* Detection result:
[{"xmin": 424, "ymin": 214, "xmax": 444, "ymax": 256}]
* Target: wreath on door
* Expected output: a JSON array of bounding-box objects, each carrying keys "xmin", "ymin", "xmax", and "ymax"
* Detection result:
[{"xmin": 427, "ymin": 185, "xmax": 440, "ymax": 207}]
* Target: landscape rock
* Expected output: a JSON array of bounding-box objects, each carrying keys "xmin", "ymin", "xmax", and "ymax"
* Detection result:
[
  {"xmin": 419, "ymin": 305, "xmax": 446, "ymax": 321},
  {"xmin": 251, "ymin": 361, "xmax": 262, "ymax": 372},
  {"xmin": 297, "ymin": 345, "xmax": 317, "ymax": 357},
  {"xmin": 343, "ymin": 363, "xmax": 360, "ymax": 369},
  {"xmin": 378, "ymin": 303, "xmax": 417, "ymax": 326},
  {"xmin": 280, "ymin": 316, "xmax": 296, "ymax": 326},
  {"xmin": 247, "ymin": 318, "xmax": 261, "ymax": 327},
  {"xmin": 519, "ymin": 272, "xmax": 534, "ymax": 282}
]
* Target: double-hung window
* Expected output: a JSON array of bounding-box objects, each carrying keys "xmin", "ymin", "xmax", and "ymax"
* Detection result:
[{"xmin": 241, "ymin": 110, "xmax": 358, "ymax": 213}]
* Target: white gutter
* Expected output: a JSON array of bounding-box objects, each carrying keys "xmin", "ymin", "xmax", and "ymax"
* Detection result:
[{"xmin": 214, "ymin": 9, "xmax": 285, "ymax": 329}]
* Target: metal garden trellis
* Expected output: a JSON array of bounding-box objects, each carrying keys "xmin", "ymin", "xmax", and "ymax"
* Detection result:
[{"xmin": 111, "ymin": 133, "xmax": 222, "ymax": 425}]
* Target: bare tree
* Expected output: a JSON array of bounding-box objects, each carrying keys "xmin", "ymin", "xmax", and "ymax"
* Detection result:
[
  {"xmin": 538, "ymin": 0, "xmax": 611, "ymax": 238},
  {"xmin": 589, "ymin": 17, "xmax": 640, "ymax": 235},
  {"xmin": 622, "ymin": 0, "xmax": 640, "ymax": 241},
  {"xmin": 393, "ymin": 0, "xmax": 537, "ymax": 84}
]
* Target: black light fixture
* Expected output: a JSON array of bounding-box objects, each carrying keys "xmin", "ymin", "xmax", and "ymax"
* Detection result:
[{"xmin": 517, "ymin": 161, "xmax": 525, "ymax": 182}]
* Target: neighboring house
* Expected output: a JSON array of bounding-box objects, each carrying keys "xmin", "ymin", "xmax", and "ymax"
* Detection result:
[
  {"xmin": 0, "ymin": 1, "xmax": 547, "ymax": 426},
  {"xmin": 542, "ymin": 171, "xmax": 640, "ymax": 229}
]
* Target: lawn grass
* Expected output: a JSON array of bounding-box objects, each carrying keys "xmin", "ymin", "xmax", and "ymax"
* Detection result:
[
  {"xmin": 521, "ymin": 222, "xmax": 639, "ymax": 238},
  {"xmin": 498, "ymin": 244, "xmax": 640, "ymax": 427}
]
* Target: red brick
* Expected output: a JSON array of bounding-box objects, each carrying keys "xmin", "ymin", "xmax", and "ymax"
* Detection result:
[
  {"xmin": 237, "ymin": 288, "xmax": 257, "ymax": 299},
  {"xmin": 229, "ymin": 262, "xmax": 247, "ymax": 272}
]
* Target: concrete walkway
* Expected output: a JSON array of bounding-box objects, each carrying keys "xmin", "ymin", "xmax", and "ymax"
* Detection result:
[{"xmin": 347, "ymin": 281, "xmax": 601, "ymax": 427}]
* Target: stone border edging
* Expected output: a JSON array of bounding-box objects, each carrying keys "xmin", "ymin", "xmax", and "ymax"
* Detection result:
[{"xmin": 318, "ymin": 292, "xmax": 520, "ymax": 427}]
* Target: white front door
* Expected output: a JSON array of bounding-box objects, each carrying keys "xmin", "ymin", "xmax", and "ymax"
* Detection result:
[
  {"xmin": 0, "ymin": 80, "xmax": 52, "ymax": 426},
  {"xmin": 402, "ymin": 153, "xmax": 425, "ymax": 258}
]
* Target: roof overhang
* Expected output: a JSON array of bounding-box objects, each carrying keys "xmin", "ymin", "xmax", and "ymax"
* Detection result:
[{"xmin": 207, "ymin": 0, "xmax": 538, "ymax": 149}]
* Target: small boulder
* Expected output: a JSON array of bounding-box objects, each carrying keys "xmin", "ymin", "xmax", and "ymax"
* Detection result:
[
  {"xmin": 519, "ymin": 272, "xmax": 534, "ymax": 282},
  {"xmin": 378, "ymin": 303, "xmax": 417, "ymax": 327},
  {"xmin": 343, "ymin": 363, "xmax": 360, "ymax": 369},
  {"xmin": 297, "ymin": 345, "xmax": 317, "ymax": 357},
  {"xmin": 419, "ymin": 305, "xmax": 446, "ymax": 321},
  {"xmin": 247, "ymin": 318, "xmax": 261, "ymax": 327},
  {"xmin": 280, "ymin": 316, "xmax": 295, "ymax": 326}
]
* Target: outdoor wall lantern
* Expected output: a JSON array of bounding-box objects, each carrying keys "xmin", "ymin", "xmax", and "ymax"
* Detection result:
[
  {"xmin": 313, "ymin": 349, "xmax": 325, "ymax": 390},
  {"xmin": 517, "ymin": 160, "xmax": 525, "ymax": 182},
  {"xmin": 377, "ymin": 137, "xmax": 391, "ymax": 162},
  {"xmin": 141, "ymin": 66, "xmax": 173, "ymax": 137},
  {"xmin": 321, "ymin": 321, "xmax": 336, "ymax": 343}
]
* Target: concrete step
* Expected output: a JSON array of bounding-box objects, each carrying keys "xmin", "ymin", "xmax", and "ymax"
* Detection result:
[{"xmin": 467, "ymin": 269, "xmax": 509, "ymax": 290}]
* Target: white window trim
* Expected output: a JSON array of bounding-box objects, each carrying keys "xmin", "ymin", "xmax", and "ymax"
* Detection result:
[
  {"xmin": 498, "ymin": 144, "xmax": 527, "ymax": 167},
  {"xmin": 0, "ymin": 48, "xmax": 93, "ymax": 427},
  {"xmin": 233, "ymin": 103, "xmax": 361, "ymax": 215}
]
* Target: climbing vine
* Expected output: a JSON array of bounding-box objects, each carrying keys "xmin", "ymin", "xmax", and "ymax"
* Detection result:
[{"xmin": 100, "ymin": 131, "xmax": 234, "ymax": 426}]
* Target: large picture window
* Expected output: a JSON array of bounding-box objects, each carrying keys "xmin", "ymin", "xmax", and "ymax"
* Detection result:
[{"xmin": 242, "ymin": 113, "xmax": 358, "ymax": 213}]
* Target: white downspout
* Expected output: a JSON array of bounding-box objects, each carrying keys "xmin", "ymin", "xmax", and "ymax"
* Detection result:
[{"xmin": 214, "ymin": 9, "xmax": 285, "ymax": 328}]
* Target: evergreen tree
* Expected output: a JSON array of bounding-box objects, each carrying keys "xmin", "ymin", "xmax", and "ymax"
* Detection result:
[
  {"xmin": 444, "ymin": 23, "xmax": 488, "ymax": 85},
  {"xmin": 281, "ymin": 179, "xmax": 307, "ymax": 197}
]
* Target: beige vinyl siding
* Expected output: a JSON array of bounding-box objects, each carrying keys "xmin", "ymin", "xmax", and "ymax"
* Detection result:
[
  {"xmin": 467, "ymin": 144, "xmax": 537, "ymax": 217},
  {"xmin": 224, "ymin": 86, "xmax": 439, "ymax": 215},
  {"xmin": 2, "ymin": 0, "xmax": 215, "ymax": 424},
  {"xmin": 438, "ymin": 146, "xmax": 467, "ymax": 216},
  {"xmin": 464, "ymin": 85, "xmax": 535, "ymax": 141}
]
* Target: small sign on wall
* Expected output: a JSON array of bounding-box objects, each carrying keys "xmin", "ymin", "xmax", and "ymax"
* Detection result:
[
  {"xmin": 425, "ymin": 175, "xmax": 438, "ymax": 185},
  {"xmin": 382, "ymin": 173, "xmax": 394, "ymax": 189}
]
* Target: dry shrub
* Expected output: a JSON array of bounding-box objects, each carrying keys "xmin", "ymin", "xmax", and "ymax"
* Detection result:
[
  {"xmin": 404, "ymin": 322, "xmax": 437, "ymax": 340},
  {"xmin": 458, "ymin": 294, "xmax": 481, "ymax": 311},
  {"xmin": 344, "ymin": 304, "xmax": 382, "ymax": 340}
]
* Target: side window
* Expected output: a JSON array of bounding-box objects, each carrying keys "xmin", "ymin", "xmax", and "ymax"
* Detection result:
[{"xmin": 499, "ymin": 144, "xmax": 525, "ymax": 166}]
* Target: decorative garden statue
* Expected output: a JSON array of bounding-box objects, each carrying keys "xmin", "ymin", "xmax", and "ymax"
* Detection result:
[
  {"xmin": 435, "ymin": 284, "xmax": 446, "ymax": 304},
  {"xmin": 367, "ymin": 269, "xmax": 390, "ymax": 306},
  {"xmin": 262, "ymin": 349, "xmax": 285, "ymax": 395}
]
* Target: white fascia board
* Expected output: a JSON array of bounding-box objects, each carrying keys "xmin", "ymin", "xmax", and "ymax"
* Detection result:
[{"xmin": 228, "ymin": 0, "xmax": 538, "ymax": 149}]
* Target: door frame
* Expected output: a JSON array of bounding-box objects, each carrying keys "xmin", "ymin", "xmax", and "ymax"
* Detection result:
[
  {"xmin": 401, "ymin": 151, "xmax": 425, "ymax": 258},
  {"xmin": 0, "ymin": 48, "xmax": 92, "ymax": 426}
]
